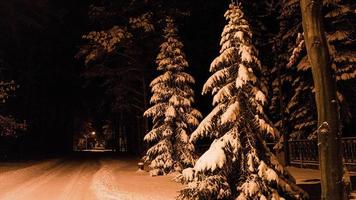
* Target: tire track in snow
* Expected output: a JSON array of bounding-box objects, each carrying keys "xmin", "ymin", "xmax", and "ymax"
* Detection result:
[
  {"xmin": 90, "ymin": 159, "xmax": 140, "ymax": 200},
  {"xmin": 0, "ymin": 161, "xmax": 70, "ymax": 200},
  {"xmin": 0, "ymin": 159, "xmax": 63, "ymax": 195},
  {"xmin": 57, "ymin": 160, "xmax": 99, "ymax": 200},
  {"xmin": 91, "ymin": 162, "xmax": 122, "ymax": 200},
  {"xmin": 56, "ymin": 162, "xmax": 86, "ymax": 200},
  {"xmin": 0, "ymin": 159, "xmax": 62, "ymax": 183}
]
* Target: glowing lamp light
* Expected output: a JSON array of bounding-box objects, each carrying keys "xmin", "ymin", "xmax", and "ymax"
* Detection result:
[{"xmin": 91, "ymin": 131, "xmax": 96, "ymax": 135}]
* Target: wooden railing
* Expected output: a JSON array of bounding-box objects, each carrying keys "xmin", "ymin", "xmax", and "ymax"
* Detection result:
[
  {"xmin": 288, "ymin": 137, "xmax": 356, "ymax": 168},
  {"xmin": 289, "ymin": 140, "xmax": 319, "ymax": 167},
  {"xmin": 340, "ymin": 137, "xmax": 356, "ymax": 166}
]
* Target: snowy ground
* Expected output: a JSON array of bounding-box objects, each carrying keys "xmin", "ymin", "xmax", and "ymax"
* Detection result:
[
  {"xmin": 287, "ymin": 167, "xmax": 356, "ymax": 200},
  {"xmin": 0, "ymin": 153, "xmax": 181, "ymax": 200},
  {"xmin": 0, "ymin": 153, "xmax": 355, "ymax": 200}
]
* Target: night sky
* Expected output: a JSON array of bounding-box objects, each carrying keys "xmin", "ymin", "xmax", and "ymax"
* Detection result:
[
  {"xmin": 0, "ymin": 0, "xmax": 354, "ymax": 157},
  {"xmin": 0, "ymin": 0, "xmax": 230, "ymax": 156}
]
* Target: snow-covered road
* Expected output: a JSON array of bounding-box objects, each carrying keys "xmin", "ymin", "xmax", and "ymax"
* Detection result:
[
  {"xmin": 0, "ymin": 154, "xmax": 181, "ymax": 200},
  {"xmin": 5, "ymin": 154, "xmax": 353, "ymax": 200},
  {"xmin": 0, "ymin": 157, "xmax": 326, "ymax": 200}
]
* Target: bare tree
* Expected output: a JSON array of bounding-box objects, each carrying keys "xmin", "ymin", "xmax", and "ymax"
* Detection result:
[{"xmin": 300, "ymin": 0, "xmax": 349, "ymax": 199}]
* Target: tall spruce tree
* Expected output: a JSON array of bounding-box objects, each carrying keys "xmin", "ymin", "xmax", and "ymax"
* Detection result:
[
  {"xmin": 143, "ymin": 18, "xmax": 202, "ymax": 176},
  {"xmin": 178, "ymin": 4, "xmax": 308, "ymax": 199},
  {"xmin": 270, "ymin": 0, "xmax": 356, "ymax": 140}
]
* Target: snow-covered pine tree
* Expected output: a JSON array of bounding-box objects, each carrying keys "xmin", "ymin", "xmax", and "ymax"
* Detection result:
[
  {"xmin": 143, "ymin": 17, "xmax": 202, "ymax": 176},
  {"xmin": 178, "ymin": 4, "xmax": 308, "ymax": 199},
  {"xmin": 272, "ymin": 0, "xmax": 356, "ymax": 140}
]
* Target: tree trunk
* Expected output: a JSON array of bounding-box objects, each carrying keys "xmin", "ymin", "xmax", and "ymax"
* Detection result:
[
  {"xmin": 141, "ymin": 72, "xmax": 149, "ymax": 155},
  {"xmin": 278, "ymin": 60, "xmax": 289, "ymax": 166},
  {"xmin": 300, "ymin": 1, "xmax": 346, "ymax": 199},
  {"xmin": 142, "ymin": 73, "xmax": 149, "ymax": 133}
]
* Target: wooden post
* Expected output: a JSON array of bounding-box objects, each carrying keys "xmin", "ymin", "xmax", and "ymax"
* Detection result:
[
  {"xmin": 300, "ymin": 0, "xmax": 346, "ymax": 199},
  {"xmin": 138, "ymin": 162, "xmax": 144, "ymax": 171}
]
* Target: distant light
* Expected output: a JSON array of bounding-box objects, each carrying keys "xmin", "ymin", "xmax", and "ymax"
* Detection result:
[{"xmin": 91, "ymin": 131, "xmax": 96, "ymax": 135}]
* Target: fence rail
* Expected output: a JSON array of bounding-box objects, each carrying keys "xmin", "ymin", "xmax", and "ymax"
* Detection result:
[{"xmin": 289, "ymin": 137, "xmax": 356, "ymax": 168}]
